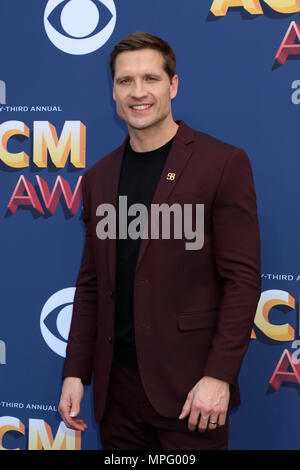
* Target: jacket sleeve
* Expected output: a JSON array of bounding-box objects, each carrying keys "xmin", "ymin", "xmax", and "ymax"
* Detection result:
[
  {"xmin": 202, "ymin": 148, "xmax": 261, "ymax": 385},
  {"xmin": 62, "ymin": 171, "xmax": 98, "ymax": 385}
]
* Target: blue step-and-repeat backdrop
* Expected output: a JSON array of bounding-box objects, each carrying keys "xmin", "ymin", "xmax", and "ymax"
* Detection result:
[{"xmin": 1, "ymin": 0, "xmax": 300, "ymax": 450}]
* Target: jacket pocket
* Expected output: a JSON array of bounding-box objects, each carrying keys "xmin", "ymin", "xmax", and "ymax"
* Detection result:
[{"xmin": 177, "ymin": 310, "xmax": 217, "ymax": 331}]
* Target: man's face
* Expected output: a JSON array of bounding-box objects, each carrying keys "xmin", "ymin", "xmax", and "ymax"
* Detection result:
[{"xmin": 112, "ymin": 48, "xmax": 178, "ymax": 132}]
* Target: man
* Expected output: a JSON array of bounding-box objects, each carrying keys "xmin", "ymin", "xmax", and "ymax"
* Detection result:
[{"xmin": 59, "ymin": 32, "xmax": 261, "ymax": 450}]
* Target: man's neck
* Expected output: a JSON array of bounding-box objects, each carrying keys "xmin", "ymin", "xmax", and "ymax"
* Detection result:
[{"xmin": 128, "ymin": 119, "xmax": 179, "ymax": 153}]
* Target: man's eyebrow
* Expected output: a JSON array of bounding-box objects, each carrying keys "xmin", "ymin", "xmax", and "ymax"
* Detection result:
[{"xmin": 115, "ymin": 72, "xmax": 163, "ymax": 83}]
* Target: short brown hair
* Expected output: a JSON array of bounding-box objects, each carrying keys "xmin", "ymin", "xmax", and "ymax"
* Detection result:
[{"xmin": 110, "ymin": 31, "xmax": 176, "ymax": 81}]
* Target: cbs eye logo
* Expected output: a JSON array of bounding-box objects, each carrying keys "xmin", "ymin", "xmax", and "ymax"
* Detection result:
[
  {"xmin": 44, "ymin": 0, "xmax": 117, "ymax": 55},
  {"xmin": 40, "ymin": 287, "xmax": 75, "ymax": 357}
]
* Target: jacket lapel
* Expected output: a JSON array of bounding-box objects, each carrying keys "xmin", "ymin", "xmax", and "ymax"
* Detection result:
[
  {"xmin": 106, "ymin": 121, "xmax": 195, "ymax": 286},
  {"xmin": 135, "ymin": 121, "xmax": 194, "ymax": 273},
  {"xmin": 107, "ymin": 138, "xmax": 128, "ymax": 287}
]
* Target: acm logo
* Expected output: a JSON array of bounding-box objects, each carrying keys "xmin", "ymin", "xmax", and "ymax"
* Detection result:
[
  {"xmin": 0, "ymin": 288, "xmax": 80, "ymax": 450},
  {"xmin": 0, "ymin": 417, "xmax": 81, "ymax": 450}
]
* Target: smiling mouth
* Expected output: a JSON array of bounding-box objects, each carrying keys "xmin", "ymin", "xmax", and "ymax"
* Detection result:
[{"xmin": 130, "ymin": 104, "xmax": 153, "ymax": 111}]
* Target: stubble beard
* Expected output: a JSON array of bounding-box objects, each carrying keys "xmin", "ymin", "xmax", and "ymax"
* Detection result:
[{"xmin": 125, "ymin": 107, "xmax": 171, "ymax": 133}]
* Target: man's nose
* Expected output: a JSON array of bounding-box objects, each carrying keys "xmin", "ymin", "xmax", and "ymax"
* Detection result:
[{"xmin": 131, "ymin": 80, "xmax": 147, "ymax": 99}]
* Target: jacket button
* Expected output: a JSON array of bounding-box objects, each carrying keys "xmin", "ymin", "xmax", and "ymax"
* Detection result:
[
  {"xmin": 110, "ymin": 291, "xmax": 114, "ymax": 299},
  {"xmin": 108, "ymin": 336, "xmax": 113, "ymax": 343}
]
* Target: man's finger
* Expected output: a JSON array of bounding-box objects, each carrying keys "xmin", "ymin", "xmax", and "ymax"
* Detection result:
[
  {"xmin": 187, "ymin": 406, "xmax": 201, "ymax": 431},
  {"xmin": 70, "ymin": 403, "xmax": 80, "ymax": 417},
  {"xmin": 68, "ymin": 417, "xmax": 88, "ymax": 431},
  {"xmin": 198, "ymin": 412, "xmax": 210, "ymax": 432},
  {"xmin": 217, "ymin": 410, "xmax": 227, "ymax": 427},
  {"xmin": 61, "ymin": 412, "xmax": 87, "ymax": 431},
  {"xmin": 207, "ymin": 414, "xmax": 218, "ymax": 431},
  {"xmin": 59, "ymin": 401, "xmax": 87, "ymax": 431},
  {"xmin": 178, "ymin": 392, "xmax": 193, "ymax": 419}
]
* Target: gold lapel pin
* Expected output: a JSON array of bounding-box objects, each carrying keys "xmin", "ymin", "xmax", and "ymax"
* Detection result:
[{"xmin": 166, "ymin": 172, "xmax": 176, "ymax": 181}]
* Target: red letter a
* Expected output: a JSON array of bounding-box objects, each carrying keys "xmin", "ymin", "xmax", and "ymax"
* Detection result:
[
  {"xmin": 269, "ymin": 349, "xmax": 300, "ymax": 390},
  {"xmin": 8, "ymin": 175, "xmax": 44, "ymax": 214},
  {"xmin": 276, "ymin": 21, "xmax": 300, "ymax": 65}
]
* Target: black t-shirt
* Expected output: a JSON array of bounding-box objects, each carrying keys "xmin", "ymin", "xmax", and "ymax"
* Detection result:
[{"xmin": 114, "ymin": 137, "xmax": 174, "ymax": 369}]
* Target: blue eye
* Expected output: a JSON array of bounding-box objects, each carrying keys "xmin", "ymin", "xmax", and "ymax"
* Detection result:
[{"xmin": 44, "ymin": 0, "xmax": 117, "ymax": 55}]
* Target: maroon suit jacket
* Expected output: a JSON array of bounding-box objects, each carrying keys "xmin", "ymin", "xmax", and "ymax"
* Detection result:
[{"xmin": 63, "ymin": 121, "xmax": 261, "ymax": 422}]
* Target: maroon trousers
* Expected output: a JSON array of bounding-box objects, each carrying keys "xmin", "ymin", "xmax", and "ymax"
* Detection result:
[{"xmin": 99, "ymin": 362, "xmax": 228, "ymax": 450}]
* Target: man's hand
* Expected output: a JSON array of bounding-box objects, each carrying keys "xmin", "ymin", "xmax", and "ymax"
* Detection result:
[
  {"xmin": 178, "ymin": 376, "xmax": 230, "ymax": 432},
  {"xmin": 58, "ymin": 377, "xmax": 88, "ymax": 431}
]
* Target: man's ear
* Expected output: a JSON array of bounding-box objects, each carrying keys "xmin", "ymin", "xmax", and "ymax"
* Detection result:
[
  {"xmin": 112, "ymin": 86, "xmax": 116, "ymax": 102},
  {"xmin": 170, "ymin": 74, "xmax": 179, "ymax": 100}
]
